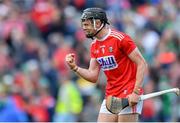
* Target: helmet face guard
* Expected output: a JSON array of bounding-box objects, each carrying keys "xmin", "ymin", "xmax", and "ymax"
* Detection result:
[{"xmin": 81, "ymin": 8, "xmax": 109, "ymax": 39}]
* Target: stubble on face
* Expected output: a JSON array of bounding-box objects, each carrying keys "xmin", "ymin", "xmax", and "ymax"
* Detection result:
[{"xmin": 81, "ymin": 20, "xmax": 96, "ymax": 38}]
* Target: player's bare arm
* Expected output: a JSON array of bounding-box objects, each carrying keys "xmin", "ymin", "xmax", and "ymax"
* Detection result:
[
  {"xmin": 127, "ymin": 48, "xmax": 148, "ymax": 106},
  {"xmin": 65, "ymin": 53, "xmax": 100, "ymax": 83},
  {"xmin": 128, "ymin": 48, "xmax": 148, "ymax": 88}
]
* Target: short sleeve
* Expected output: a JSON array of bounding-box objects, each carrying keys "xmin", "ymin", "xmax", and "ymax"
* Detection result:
[
  {"xmin": 120, "ymin": 35, "xmax": 137, "ymax": 55},
  {"xmin": 90, "ymin": 43, "xmax": 96, "ymax": 58}
]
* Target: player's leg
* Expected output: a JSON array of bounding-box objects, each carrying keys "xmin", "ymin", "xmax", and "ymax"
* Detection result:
[
  {"xmin": 118, "ymin": 101, "xmax": 143, "ymax": 122},
  {"xmin": 118, "ymin": 113, "xmax": 139, "ymax": 122},
  {"xmin": 98, "ymin": 100, "xmax": 118, "ymax": 122},
  {"xmin": 97, "ymin": 113, "xmax": 118, "ymax": 122},
  {"xmin": 98, "ymin": 99, "xmax": 143, "ymax": 122}
]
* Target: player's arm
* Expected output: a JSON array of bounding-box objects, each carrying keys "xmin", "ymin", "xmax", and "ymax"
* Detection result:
[
  {"xmin": 127, "ymin": 48, "xmax": 148, "ymax": 106},
  {"xmin": 75, "ymin": 58, "xmax": 100, "ymax": 83},
  {"xmin": 128, "ymin": 47, "xmax": 148, "ymax": 91},
  {"xmin": 65, "ymin": 53, "xmax": 100, "ymax": 83}
]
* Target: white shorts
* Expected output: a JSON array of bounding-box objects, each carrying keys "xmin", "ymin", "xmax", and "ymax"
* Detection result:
[{"xmin": 99, "ymin": 99, "xmax": 143, "ymax": 115}]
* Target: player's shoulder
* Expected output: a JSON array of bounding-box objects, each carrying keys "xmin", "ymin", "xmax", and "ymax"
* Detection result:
[
  {"xmin": 91, "ymin": 39, "xmax": 96, "ymax": 45},
  {"xmin": 110, "ymin": 28, "xmax": 129, "ymax": 41},
  {"xmin": 90, "ymin": 40, "xmax": 97, "ymax": 47}
]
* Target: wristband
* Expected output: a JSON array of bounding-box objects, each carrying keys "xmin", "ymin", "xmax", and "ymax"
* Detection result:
[
  {"xmin": 133, "ymin": 86, "xmax": 142, "ymax": 95},
  {"xmin": 133, "ymin": 89, "xmax": 141, "ymax": 95}
]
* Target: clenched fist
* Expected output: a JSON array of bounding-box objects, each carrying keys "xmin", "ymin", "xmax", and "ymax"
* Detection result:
[{"xmin": 65, "ymin": 53, "xmax": 78, "ymax": 71}]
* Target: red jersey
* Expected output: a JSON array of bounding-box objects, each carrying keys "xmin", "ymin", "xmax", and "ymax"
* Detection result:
[{"xmin": 90, "ymin": 29, "xmax": 138, "ymax": 98}]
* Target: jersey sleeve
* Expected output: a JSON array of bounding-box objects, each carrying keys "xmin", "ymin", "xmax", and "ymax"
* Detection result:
[{"xmin": 119, "ymin": 35, "xmax": 137, "ymax": 55}]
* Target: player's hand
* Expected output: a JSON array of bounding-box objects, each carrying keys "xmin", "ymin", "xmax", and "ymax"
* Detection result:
[
  {"xmin": 65, "ymin": 53, "xmax": 77, "ymax": 71},
  {"xmin": 127, "ymin": 92, "xmax": 140, "ymax": 107}
]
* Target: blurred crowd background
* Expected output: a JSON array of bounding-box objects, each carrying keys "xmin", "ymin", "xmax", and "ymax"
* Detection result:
[{"xmin": 0, "ymin": 0, "xmax": 179, "ymax": 122}]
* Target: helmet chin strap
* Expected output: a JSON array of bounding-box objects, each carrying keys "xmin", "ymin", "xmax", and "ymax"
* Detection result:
[{"xmin": 91, "ymin": 19, "xmax": 105, "ymax": 39}]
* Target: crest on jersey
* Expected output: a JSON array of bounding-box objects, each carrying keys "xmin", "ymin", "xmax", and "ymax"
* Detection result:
[
  {"xmin": 109, "ymin": 47, "xmax": 113, "ymax": 52},
  {"xmin": 97, "ymin": 55, "xmax": 118, "ymax": 71}
]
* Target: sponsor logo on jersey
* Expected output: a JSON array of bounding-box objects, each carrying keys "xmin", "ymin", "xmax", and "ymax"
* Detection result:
[{"xmin": 97, "ymin": 55, "xmax": 118, "ymax": 71}]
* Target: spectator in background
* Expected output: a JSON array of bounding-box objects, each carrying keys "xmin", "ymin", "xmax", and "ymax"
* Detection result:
[
  {"xmin": 53, "ymin": 74, "xmax": 83, "ymax": 122},
  {"xmin": 0, "ymin": 83, "xmax": 28, "ymax": 122}
]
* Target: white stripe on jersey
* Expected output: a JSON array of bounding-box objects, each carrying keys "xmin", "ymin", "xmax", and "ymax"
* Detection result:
[
  {"xmin": 111, "ymin": 30, "xmax": 124, "ymax": 38},
  {"xmin": 111, "ymin": 31, "xmax": 125, "ymax": 40},
  {"xmin": 110, "ymin": 34, "xmax": 124, "ymax": 41}
]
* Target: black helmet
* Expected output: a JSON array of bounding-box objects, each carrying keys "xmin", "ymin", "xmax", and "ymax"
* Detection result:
[{"xmin": 81, "ymin": 7, "xmax": 109, "ymax": 24}]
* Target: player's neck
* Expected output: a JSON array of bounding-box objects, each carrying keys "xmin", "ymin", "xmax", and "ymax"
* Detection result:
[{"xmin": 95, "ymin": 27, "xmax": 110, "ymax": 41}]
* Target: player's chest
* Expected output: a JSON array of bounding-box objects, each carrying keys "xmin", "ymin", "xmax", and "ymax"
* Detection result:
[
  {"xmin": 93, "ymin": 40, "xmax": 121, "ymax": 58},
  {"xmin": 93, "ymin": 41, "xmax": 122, "ymax": 70}
]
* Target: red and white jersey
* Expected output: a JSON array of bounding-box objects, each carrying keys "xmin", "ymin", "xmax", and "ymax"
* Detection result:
[{"xmin": 90, "ymin": 28, "xmax": 140, "ymax": 98}]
